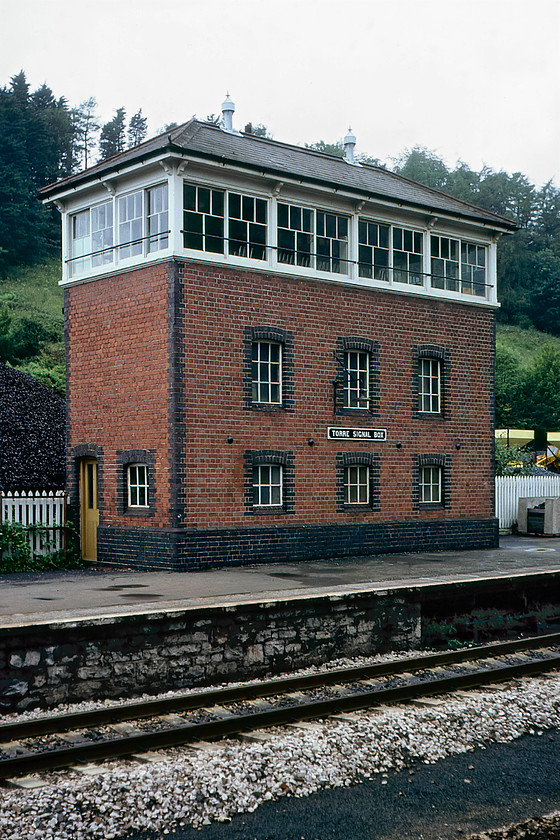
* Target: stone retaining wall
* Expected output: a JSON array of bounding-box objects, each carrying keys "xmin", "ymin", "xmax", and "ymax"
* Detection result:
[{"xmin": 0, "ymin": 591, "xmax": 420, "ymax": 712}]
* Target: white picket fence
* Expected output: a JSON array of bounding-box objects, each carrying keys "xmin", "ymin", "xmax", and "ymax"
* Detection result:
[
  {"xmin": 1, "ymin": 490, "xmax": 67, "ymax": 556},
  {"xmin": 495, "ymin": 475, "xmax": 560, "ymax": 529}
]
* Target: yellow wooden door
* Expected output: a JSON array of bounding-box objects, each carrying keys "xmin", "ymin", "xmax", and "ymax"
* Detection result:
[{"xmin": 80, "ymin": 458, "xmax": 99, "ymax": 562}]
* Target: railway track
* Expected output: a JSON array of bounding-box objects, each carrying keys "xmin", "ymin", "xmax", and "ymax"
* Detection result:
[{"xmin": 2, "ymin": 632, "xmax": 560, "ymax": 781}]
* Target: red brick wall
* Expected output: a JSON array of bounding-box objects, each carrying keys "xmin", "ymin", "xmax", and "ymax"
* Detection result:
[
  {"xmin": 177, "ymin": 261, "xmax": 495, "ymax": 528},
  {"xmin": 67, "ymin": 259, "xmax": 495, "ymax": 534},
  {"xmin": 67, "ymin": 263, "xmax": 173, "ymax": 528}
]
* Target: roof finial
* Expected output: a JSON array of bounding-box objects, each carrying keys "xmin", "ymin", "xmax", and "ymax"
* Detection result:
[
  {"xmin": 221, "ymin": 93, "xmax": 235, "ymax": 132},
  {"xmin": 344, "ymin": 126, "xmax": 357, "ymax": 164}
]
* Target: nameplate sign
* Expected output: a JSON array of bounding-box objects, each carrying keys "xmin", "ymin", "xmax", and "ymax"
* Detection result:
[{"xmin": 327, "ymin": 427, "xmax": 387, "ymax": 442}]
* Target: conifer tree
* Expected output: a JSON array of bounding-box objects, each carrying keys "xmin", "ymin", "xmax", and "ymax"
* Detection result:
[
  {"xmin": 71, "ymin": 98, "xmax": 100, "ymax": 169},
  {"xmin": 0, "ymin": 71, "xmax": 74, "ymax": 270},
  {"xmin": 128, "ymin": 109, "xmax": 148, "ymax": 147},
  {"xmin": 99, "ymin": 107, "xmax": 126, "ymax": 160}
]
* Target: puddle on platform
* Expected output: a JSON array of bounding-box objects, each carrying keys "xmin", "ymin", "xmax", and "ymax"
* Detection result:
[
  {"xmin": 525, "ymin": 547, "xmax": 557, "ymax": 553},
  {"xmin": 98, "ymin": 584, "xmax": 149, "ymax": 591}
]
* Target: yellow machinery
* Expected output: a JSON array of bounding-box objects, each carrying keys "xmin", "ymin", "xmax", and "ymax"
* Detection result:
[{"xmin": 496, "ymin": 429, "xmax": 560, "ymax": 473}]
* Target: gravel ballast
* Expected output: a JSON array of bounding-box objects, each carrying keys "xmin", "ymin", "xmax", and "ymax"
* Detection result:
[{"xmin": 0, "ymin": 671, "xmax": 559, "ymax": 839}]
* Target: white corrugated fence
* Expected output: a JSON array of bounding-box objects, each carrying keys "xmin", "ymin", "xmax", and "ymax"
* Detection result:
[
  {"xmin": 1, "ymin": 490, "xmax": 67, "ymax": 555},
  {"xmin": 495, "ymin": 475, "xmax": 560, "ymax": 529}
]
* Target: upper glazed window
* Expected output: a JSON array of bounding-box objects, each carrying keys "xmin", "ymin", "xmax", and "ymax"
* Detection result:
[
  {"xmin": 147, "ymin": 184, "xmax": 169, "ymax": 252},
  {"xmin": 183, "ymin": 185, "xmax": 225, "ymax": 253},
  {"xmin": 118, "ymin": 191, "xmax": 143, "ymax": 259},
  {"xmin": 358, "ymin": 218, "xmax": 423, "ymax": 285},
  {"xmin": 70, "ymin": 201, "xmax": 113, "ymax": 276},
  {"xmin": 277, "ymin": 203, "xmax": 349, "ymax": 275},
  {"xmin": 183, "ymin": 184, "xmax": 267, "ymax": 261},
  {"xmin": 431, "ymin": 235, "xmax": 486, "ymax": 297},
  {"xmin": 69, "ymin": 183, "xmax": 168, "ymax": 278},
  {"xmin": 357, "ymin": 220, "xmax": 390, "ymax": 281}
]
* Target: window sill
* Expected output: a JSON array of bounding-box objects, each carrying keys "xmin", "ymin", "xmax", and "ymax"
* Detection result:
[
  {"xmin": 248, "ymin": 403, "xmax": 293, "ymax": 413},
  {"xmin": 336, "ymin": 407, "xmax": 377, "ymax": 416}
]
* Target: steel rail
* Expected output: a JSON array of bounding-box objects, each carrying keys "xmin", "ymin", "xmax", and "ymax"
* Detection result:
[
  {"xmin": 1, "ymin": 635, "xmax": 560, "ymax": 780},
  {"xmin": 2, "ymin": 631, "xmax": 560, "ymax": 744}
]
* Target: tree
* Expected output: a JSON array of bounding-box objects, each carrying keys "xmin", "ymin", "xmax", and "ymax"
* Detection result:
[
  {"xmin": 495, "ymin": 346, "xmax": 524, "ymax": 428},
  {"xmin": 99, "ymin": 107, "xmax": 126, "ymax": 160},
  {"xmin": 474, "ymin": 169, "xmax": 536, "ymax": 227},
  {"xmin": 517, "ymin": 346, "xmax": 560, "ymax": 430},
  {"xmin": 128, "ymin": 109, "xmax": 148, "ymax": 147},
  {"xmin": 306, "ymin": 140, "xmax": 344, "ymax": 157},
  {"xmin": 529, "ymin": 251, "xmax": 560, "ymax": 335},
  {"xmin": 243, "ymin": 122, "xmax": 273, "ymax": 139},
  {"xmin": 0, "ymin": 71, "xmax": 74, "ymax": 270},
  {"xmin": 71, "ymin": 98, "xmax": 100, "ymax": 169},
  {"xmin": 446, "ymin": 162, "xmax": 481, "ymax": 204},
  {"xmin": 392, "ymin": 146, "xmax": 449, "ymax": 191},
  {"xmin": 306, "ymin": 139, "xmax": 383, "ymax": 167},
  {"xmin": 533, "ymin": 181, "xmax": 560, "ymax": 252}
]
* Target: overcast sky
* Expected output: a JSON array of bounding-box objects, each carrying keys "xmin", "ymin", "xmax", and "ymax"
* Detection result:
[{"xmin": 2, "ymin": 0, "xmax": 559, "ymax": 187}]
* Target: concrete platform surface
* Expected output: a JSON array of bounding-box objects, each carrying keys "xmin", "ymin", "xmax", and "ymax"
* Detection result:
[{"xmin": 1, "ymin": 534, "xmax": 560, "ymax": 627}]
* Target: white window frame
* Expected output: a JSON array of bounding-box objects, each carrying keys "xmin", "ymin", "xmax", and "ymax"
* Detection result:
[
  {"xmin": 358, "ymin": 219, "xmax": 390, "ymax": 281},
  {"xmin": 344, "ymin": 350, "xmax": 370, "ymax": 409},
  {"xmin": 147, "ymin": 183, "xmax": 169, "ymax": 253},
  {"xmin": 91, "ymin": 202, "xmax": 114, "ymax": 269},
  {"xmin": 277, "ymin": 202, "xmax": 349, "ymax": 276},
  {"xmin": 431, "ymin": 234, "xmax": 487, "ymax": 297},
  {"xmin": 277, "ymin": 201, "xmax": 314, "ymax": 268},
  {"xmin": 183, "ymin": 182, "xmax": 267, "ymax": 261},
  {"xmin": 253, "ymin": 464, "xmax": 283, "ymax": 507},
  {"xmin": 419, "ymin": 358, "xmax": 441, "ymax": 414},
  {"xmin": 252, "ymin": 340, "xmax": 282, "ymax": 404},
  {"xmin": 419, "ymin": 465, "xmax": 442, "ymax": 504},
  {"xmin": 344, "ymin": 465, "xmax": 370, "ymax": 505},
  {"xmin": 118, "ymin": 190, "xmax": 144, "ymax": 260},
  {"xmin": 358, "ymin": 218, "xmax": 423, "ymax": 286},
  {"xmin": 71, "ymin": 209, "xmax": 91, "ymax": 276},
  {"xmin": 183, "ymin": 183, "xmax": 225, "ymax": 254},
  {"xmin": 70, "ymin": 200, "xmax": 114, "ymax": 277},
  {"xmin": 128, "ymin": 463, "xmax": 149, "ymax": 508},
  {"xmin": 69, "ymin": 183, "xmax": 170, "ymax": 279}
]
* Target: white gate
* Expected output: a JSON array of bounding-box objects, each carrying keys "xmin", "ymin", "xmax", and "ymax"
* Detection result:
[
  {"xmin": 1, "ymin": 490, "xmax": 67, "ymax": 555},
  {"xmin": 495, "ymin": 475, "xmax": 560, "ymax": 529}
]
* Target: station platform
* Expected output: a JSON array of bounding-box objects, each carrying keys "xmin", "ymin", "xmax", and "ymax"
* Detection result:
[{"xmin": 1, "ymin": 534, "xmax": 560, "ymax": 628}]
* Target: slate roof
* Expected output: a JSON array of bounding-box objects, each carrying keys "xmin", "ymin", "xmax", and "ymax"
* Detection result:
[
  {"xmin": 0, "ymin": 365, "xmax": 66, "ymax": 491},
  {"xmin": 40, "ymin": 119, "xmax": 516, "ymax": 231}
]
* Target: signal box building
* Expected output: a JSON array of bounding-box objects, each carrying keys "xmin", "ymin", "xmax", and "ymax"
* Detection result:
[{"xmin": 41, "ymin": 100, "xmax": 516, "ymax": 569}]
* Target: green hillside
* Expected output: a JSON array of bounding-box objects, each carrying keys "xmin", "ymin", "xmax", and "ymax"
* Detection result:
[
  {"xmin": 496, "ymin": 324, "xmax": 560, "ymax": 369},
  {"xmin": 0, "ymin": 257, "xmax": 65, "ymax": 395}
]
